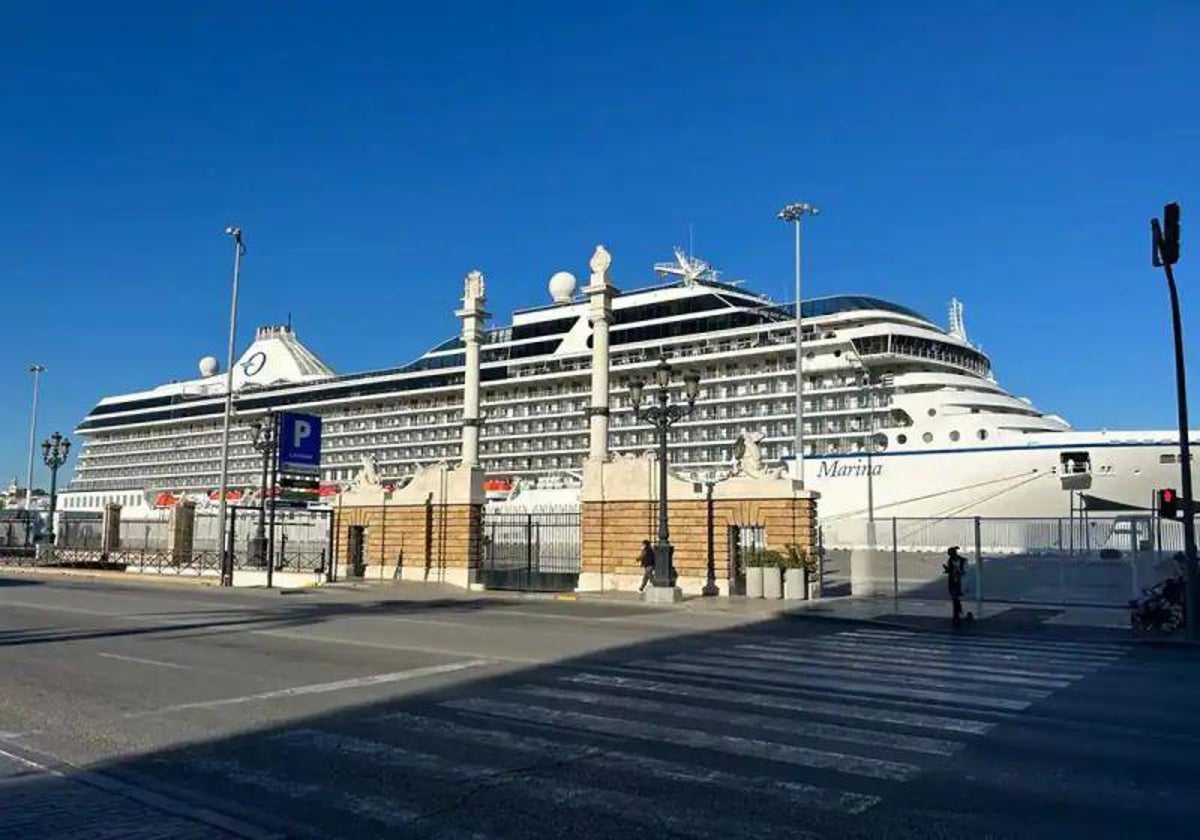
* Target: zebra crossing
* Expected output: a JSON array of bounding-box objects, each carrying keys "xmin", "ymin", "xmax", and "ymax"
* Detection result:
[{"xmin": 158, "ymin": 626, "xmax": 1129, "ymax": 839}]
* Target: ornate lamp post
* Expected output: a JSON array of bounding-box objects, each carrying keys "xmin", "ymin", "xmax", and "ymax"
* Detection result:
[
  {"xmin": 41, "ymin": 432, "xmax": 70, "ymax": 544},
  {"xmin": 628, "ymin": 359, "xmax": 701, "ymax": 594},
  {"xmin": 249, "ymin": 412, "xmax": 276, "ymax": 568}
]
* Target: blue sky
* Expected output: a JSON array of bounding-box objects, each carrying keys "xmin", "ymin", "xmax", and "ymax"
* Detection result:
[{"xmin": 2, "ymin": 1, "xmax": 1197, "ymax": 487}]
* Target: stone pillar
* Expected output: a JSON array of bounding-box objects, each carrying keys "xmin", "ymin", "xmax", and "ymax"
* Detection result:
[
  {"xmin": 167, "ymin": 500, "xmax": 196, "ymax": 566},
  {"xmin": 457, "ymin": 270, "xmax": 489, "ymax": 468},
  {"xmin": 101, "ymin": 503, "xmax": 122, "ymax": 554},
  {"xmin": 585, "ymin": 245, "xmax": 616, "ymax": 462}
]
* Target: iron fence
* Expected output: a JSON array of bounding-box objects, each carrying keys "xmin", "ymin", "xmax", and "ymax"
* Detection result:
[
  {"xmin": 480, "ymin": 510, "xmax": 581, "ymax": 591},
  {"xmin": 819, "ymin": 515, "xmax": 1183, "ymax": 607}
]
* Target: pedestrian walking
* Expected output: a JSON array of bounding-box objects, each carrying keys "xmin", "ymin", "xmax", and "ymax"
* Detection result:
[
  {"xmin": 638, "ymin": 539, "xmax": 655, "ymax": 592},
  {"xmin": 943, "ymin": 546, "xmax": 972, "ymax": 627}
]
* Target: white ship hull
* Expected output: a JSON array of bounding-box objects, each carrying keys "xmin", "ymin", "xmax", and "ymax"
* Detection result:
[{"xmin": 805, "ymin": 436, "xmax": 1182, "ymax": 522}]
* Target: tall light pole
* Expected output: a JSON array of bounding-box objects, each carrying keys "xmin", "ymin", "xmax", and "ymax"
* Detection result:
[
  {"xmin": 216, "ymin": 226, "xmax": 246, "ymax": 587},
  {"xmin": 1152, "ymin": 202, "xmax": 1197, "ymax": 640},
  {"xmin": 778, "ymin": 202, "xmax": 819, "ymax": 484},
  {"xmin": 25, "ymin": 364, "xmax": 46, "ymax": 514}
]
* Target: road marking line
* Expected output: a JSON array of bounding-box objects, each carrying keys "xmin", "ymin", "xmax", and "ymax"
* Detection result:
[
  {"xmin": 444, "ymin": 697, "xmax": 922, "ymax": 781},
  {"xmin": 181, "ymin": 756, "xmax": 494, "ymax": 839},
  {"xmin": 841, "ymin": 627, "xmax": 1129, "ymax": 651},
  {"xmin": 775, "ymin": 634, "xmax": 1119, "ymax": 669},
  {"xmin": 515, "ymin": 685, "xmax": 963, "ymax": 756},
  {"xmin": 730, "ymin": 645, "xmax": 1072, "ymax": 688},
  {"xmin": 838, "ymin": 629, "xmax": 1128, "ymax": 660},
  {"xmin": 279, "ymin": 727, "xmax": 821, "ymax": 836},
  {"xmin": 125, "ymin": 659, "xmax": 490, "ymax": 718},
  {"xmin": 676, "ymin": 653, "xmax": 1052, "ymax": 701},
  {"xmin": 250, "ymin": 628, "xmax": 546, "ymax": 664},
  {"xmin": 98, "ymin": 652, "xmax": 190, "ymax": 670},
  {"xmin": 635, "ymin": 659, "xmax": 1032, "ymax": 711},
  {"xmin": 561, "ymin": 672, "xmax": 996, "ymax": 735},
  {"xmin": 769, "ymin": 639, "xmax": 1095, "ymax": 680},
  {"xmin": 367, "ymin": 712, "xmax": 880, "ymax": 814}
]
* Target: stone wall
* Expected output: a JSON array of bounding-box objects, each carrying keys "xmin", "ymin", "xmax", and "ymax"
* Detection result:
[
  {"xmin": 333, "ymin": 502, "xmax": 482, "ymax": 585},
  {"xmin": 581, "ymin": 496, "xmax": 817, "ymax": 594}
]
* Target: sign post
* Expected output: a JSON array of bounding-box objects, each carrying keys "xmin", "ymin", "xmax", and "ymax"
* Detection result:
[{"xmin": 271, "ymin": 412, "xmax": 322, "ymax": 585}]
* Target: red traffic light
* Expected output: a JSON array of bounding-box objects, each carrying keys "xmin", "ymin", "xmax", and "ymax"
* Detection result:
[{"xmin": 1158, "ymin": 488, "xmax": 1180, "ymax": 519}]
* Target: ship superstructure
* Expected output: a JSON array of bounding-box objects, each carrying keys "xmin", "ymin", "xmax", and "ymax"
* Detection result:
[{"xmin": 61, "ymin": 250, "xmax": 1184, "ymax": 520}]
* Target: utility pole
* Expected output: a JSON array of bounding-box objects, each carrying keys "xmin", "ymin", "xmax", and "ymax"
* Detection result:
[{"xmin": 1152, "ymin": 201, "xmax": 1198, "ymax": 641}]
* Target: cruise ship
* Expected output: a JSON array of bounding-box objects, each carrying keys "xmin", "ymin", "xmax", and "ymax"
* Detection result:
[{"xmin": 60, "ymin": 249, "xmax": 1186, "ymax": 522}]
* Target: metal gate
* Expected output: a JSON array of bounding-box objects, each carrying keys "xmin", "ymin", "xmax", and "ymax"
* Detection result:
[
  {"xmin": 727, "ymin": 524, "xmax": 766, "ymax": 596},
  {"xmin": 480, "ymin": 511, "xmax": 580, "ymax": 592}
]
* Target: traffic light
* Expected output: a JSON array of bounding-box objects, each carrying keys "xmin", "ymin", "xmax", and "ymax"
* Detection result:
[{"xmin": 1158, "ymin": 488, "xmax": 1180, "ymax": 519}]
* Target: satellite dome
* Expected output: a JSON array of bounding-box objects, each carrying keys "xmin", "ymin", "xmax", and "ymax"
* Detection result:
[
  {"xmin": 548, "ymin": 271, "xmax": 577, "ymax": 304},
  {"xmin": 198, "ymin": 356, "xmax": 219, "ymax": 377}
]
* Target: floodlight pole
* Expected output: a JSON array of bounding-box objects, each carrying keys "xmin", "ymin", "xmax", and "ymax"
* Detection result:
[{"xmin": 778, "ymin": 202, "xmax": 819, "ymax": 484}]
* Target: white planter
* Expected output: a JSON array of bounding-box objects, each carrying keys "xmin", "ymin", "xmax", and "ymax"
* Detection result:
[
  {"xmin": 783, "ymin": 568, "xmax": 805, "ymax": 600},
  {"xmin": 762, "ymin": 566, "xmax": 783, "ymax": 600},
  {"xmin": 745, "ymin": 565, "xmax": 764, "ymax": 598}
]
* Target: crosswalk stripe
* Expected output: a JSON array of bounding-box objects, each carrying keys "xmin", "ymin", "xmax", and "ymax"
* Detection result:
[
  {"xmin": 443, "ymin": 697, "xmax": 922, "ymax": 781},
  {"xmin": 675, "ymin": 653, "xmax": 1052, "ymax": 701},
  {"xmin": 514, "ymin": 684, "xmax": 963, "ymax": 756},
  {"xmin": 360, "ymin": 713, "xmax": 881, "ymax": 815},
  {"xmin": 179, "ymin": 755, "xmax": 490, "ymax": 839},
  {"xmin": 632, "ymin": 659, "xmax": 1033, "ymax": 711},
  {"xmin": 561, "ymin": 672, "xmax": 996, "ymax": 735},
  {"xmin": 731, "ymin": 644, "xmax": 1073, "ymax": 689},
  {"xmin": 838, "ymin": 629, "xmax": 1128, "ymax": 660},
  {"xmin": 766, "ymin": 639, "xmax": 1096, "ymax": 680},
  {"xmin": 274, "ymin": 729, "xmax": 820, "ymax": 838},
  {"xmin": 841, "ymin": 627, "xmax": 1129, "ymax": 653},
  {"xmin": 765, "ymin": 635, "xmax": 1111, "ymax": 672}
]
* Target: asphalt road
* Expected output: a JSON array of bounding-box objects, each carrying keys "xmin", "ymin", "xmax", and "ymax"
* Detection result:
[{"xmin": 1, "ymin": 572, "xmax": 1197, "ymax": 839}]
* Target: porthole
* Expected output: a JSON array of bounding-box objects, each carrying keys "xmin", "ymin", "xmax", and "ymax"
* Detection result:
[
  {"xmin": 977, "ymin": 429, "xmax": 988, "ymax": 440},
  {"xmin": 927, "ymin": 408, "xmax": 937, "ymax": 417},
  {"xmin": 896, "ymin": 434, "xmax": 907, "ymax": 445},
  {"xmin": 949, "ymin": 431, "xmax": 960, "ymax": 442},
  {"xmin": 922, "ymin": 432, "xmax": 933, "ymax": 444},
  {"xmin": 833, "ymin": 350, "xmax": 842, "ymax": 358}
]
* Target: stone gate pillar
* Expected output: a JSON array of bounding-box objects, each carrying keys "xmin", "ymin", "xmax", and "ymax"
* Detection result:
[
  {"xmin": 457, "ymin": 270, "xmax": 488, "ymax": 468},
  {"xmin": 168, "ymin": 500, "xmax": 196, "ymax": 567},
  {"xmin": 101, "ymin": 503, "xmax": 122, "ymax": 555},
  {"xmin": 585, "ymin": 245, "xmax": 616, "ymax": 462}
]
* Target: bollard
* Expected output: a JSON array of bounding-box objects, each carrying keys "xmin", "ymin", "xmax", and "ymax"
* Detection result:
[{"xmin": 974, "ymin": 516, "xmax": 983, "ymax": 614}]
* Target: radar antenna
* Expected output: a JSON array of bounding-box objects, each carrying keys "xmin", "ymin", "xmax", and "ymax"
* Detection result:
[
  {"xmin": 948, "ymin": 297, "xmax": 968, "ymax": 342},
  {"xmin": 654, "ymin": 247, "xmax": 722, "ymax": 286}
]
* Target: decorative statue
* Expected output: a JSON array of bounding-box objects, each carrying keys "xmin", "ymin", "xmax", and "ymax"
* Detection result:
[
  {"xmin": 355, "ymin": 454, "xmax": 381, "ymax": 488},
  {"xmin": 464, "ymin": 269, "xmax": 486, "ymax": 304},
  {"xmin": 731, "ymin": 430, "xmax": 777, "ymax": 478},
  {"xmin": 589, "ymin": 244, "xmax": 612, "ymax": 279}
]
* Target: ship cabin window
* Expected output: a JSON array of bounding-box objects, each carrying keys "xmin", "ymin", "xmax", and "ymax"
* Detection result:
[
  {"xmin": 978, "ymin": 429, "xmax": 988, "ymax": 440},
  {"xmin": 949, "ymin": 431, "xmax": 960, "ymax": 442},
  {"xmin": 896, "ymin": 434, "xmax": 907, "ymax": 444},
  {"xmin": 922, "ymin": 432, "xmax": 933, "ymax": 443},
  {"xmin": 1060, "ymin": 451, "xmax": 1091, "ymax": 475},
  {"xmin": 927, "ymin": 408, "xmax": 937, "ymax": 417}
]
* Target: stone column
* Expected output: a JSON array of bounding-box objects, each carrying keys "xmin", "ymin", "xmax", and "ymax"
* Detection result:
[
  {"xmin": 585, "ymin": 245, "xmax": 616, "ymax": 462},
  {"xmin": 101, "ymin": 503, "xmax": 122, "ymax": 555},
  {"xmin": 457, "ymin": 270, "xmax": 489, "ymax": 468},
  {"xmin": 168, "ymin": 500, "xmax": 196, "ymax": 567}
]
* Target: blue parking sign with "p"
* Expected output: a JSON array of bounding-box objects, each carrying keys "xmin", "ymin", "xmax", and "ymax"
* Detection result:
[{"xmin": 277, "ymin": 412, "xmax": 322, "ymax": 475}]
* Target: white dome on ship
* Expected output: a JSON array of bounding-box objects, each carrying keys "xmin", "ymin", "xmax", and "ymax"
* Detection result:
[
  {"xmin": 548, "ymin": 271, "xmax": 577, "ymax": 304},
  {"xmin": 198, "ymin": 356, "xmax": 219, "ymax": 377}
]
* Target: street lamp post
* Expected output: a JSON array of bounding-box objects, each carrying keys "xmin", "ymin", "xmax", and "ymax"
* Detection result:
[
  {"xmin": 25, "ymin": 364, "xmax": 45, "ymax": 518},
  {"xmin": 628, "ymin": 359, "xmax": 701, "ymax": 594},
  {"xmin": 216, "ymin": 225, "xmax": 246, "ymax": 587},
  {"xmin": 249, "ymin": 412, "xmax": 276, "ymax": 570},
  {"xmin": 41, "ymin": 432, "xmax": 70, "ymax": 545},
  {"xmin": 777, "ymin": 202, "xmax": 819, "ymax": 484}
]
